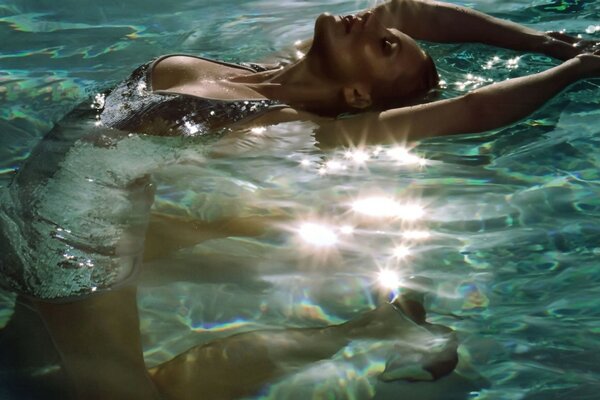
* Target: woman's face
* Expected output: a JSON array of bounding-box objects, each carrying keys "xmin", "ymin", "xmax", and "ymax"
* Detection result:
[{"xmin": 308, "ymin": 12, "xmax": 428, "ymax": 92}]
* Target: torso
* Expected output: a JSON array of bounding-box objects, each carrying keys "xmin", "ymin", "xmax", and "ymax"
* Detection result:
[
  {"xmin": 149, "ymin": 55, "xmax": 313, "ymax": 127},
  {"xmin": 99, "ymin": 54, "xmax": 306, "ymax": 136}
]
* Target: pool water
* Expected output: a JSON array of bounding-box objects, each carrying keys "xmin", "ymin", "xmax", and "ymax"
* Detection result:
[{"xmin": 1, "ymin": 0, "xmax": 600, "ymax": 399}]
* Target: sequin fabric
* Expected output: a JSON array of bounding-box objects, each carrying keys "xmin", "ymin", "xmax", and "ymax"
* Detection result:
[
  {"xmin": 99, "ymin": 56, "xmax": 286, "ymax": 136},
  {"xmin": 0, "ymin": 56, "xmax": 284, "ymax": 300}
]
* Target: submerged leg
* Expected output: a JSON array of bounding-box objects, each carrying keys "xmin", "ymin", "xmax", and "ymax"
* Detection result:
[
  {"xmin": 143, "ymin": 213, "xmax": 286, "ymax": 261},
  {"xmin": 33, "ymin": 286, "xmax": 161, "ymax": 400},
  {"xmin": 0, "ymin": 297, "xmax": 68, "ymax": 399},
  {"xmin": 149, "ymin": 293, "xmax": 458, "ymax": 400}
]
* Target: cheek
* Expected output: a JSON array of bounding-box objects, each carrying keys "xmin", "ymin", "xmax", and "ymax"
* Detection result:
[
  {"xmin": 329, "ymin": 39, "xmax": 382, "ymax": 81},
  {"xmin": 364, "ymin": 49, "xmax": 381, "ymax": 73},
  {"xmin": 363, "ymin": 42, "xmax": 378, "ymax": 60},
  {"xmin": 327, "ymin": 49, "xmax": 361, "ymax": 81},
  {"xmin": 358, "ymin": 42, "xmax": 387, "ymax": 80}
]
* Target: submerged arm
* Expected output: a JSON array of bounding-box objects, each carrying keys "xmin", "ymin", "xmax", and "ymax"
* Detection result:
[
  {"xmin": 367, "ymin": 0, "xmax": 589, "ymax": 59},
  {"xmin": 321, "ymin": 55, "xmax": 600, "ymax": 145}
]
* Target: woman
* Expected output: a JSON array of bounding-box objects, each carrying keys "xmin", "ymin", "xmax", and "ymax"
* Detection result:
[
  {"xmin": 1, "ymin": 0, "xmax": 599, "ymax": 399},
  {"xmin": 98, "ymin": 0, "xmax": 600, "ymax": 144}
]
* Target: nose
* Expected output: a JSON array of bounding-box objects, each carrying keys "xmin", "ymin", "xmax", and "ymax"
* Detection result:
[
  {"xmin": 362, "ymin": 11, "xmax": 379, "ymax": 31},
  {"xmin": 362, "ymin": 12, "xmax": 372, "ymax": 29}
]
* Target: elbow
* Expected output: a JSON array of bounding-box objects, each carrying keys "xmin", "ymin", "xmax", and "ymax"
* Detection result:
[
  {"xmin": 441, "ymin": 92, "xmax": 492, "ymax": 135},
  {"xmin": 456, "ymin": 91, "xmax": 512, "ymax": 134}
]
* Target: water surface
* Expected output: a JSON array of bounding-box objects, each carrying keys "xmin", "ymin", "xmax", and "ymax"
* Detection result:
[{"xmin": 1, "ymin": 0, "xmax": 599, "ymax": 399}]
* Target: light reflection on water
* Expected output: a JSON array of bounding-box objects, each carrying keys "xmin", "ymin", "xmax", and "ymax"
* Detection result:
[
  {"xmin": 1, "ymin": 0, "xmax": 600, "ymax": 399},
  {"xmin": 298, "ymin": 222, "xmax": 339, "ymax": 247}
]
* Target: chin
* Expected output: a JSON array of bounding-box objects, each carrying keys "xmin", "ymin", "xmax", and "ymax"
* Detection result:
[
  {"xmin": 309, "ymin": 13, "xmax": 335, "ymax": 56},
  {"xmin": 313, "ymin": 13, "xmax": 337, "ymax": 44},
  {"xmin": 307, "ymin": 13, "xmax": 346, "ymax": 80}
]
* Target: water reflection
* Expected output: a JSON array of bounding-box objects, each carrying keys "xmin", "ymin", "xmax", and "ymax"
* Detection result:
[
  {"xmin": 586, "ymin": 24, "xmax": 600, "ymax": 34},
  {"xmin": 402, "ymin": 230, "xmax": 431, "ymax": 240},
  {"xmin": 386, "ymin": 146, "xmax": 427, "ymax": 166},
  {"xmin": 250, "ymin": 126, "xmax": 266, "ymax": 135},
  {"xmin": 298, "ymin": 222, "xmax": 338, "ymax": 247},
  {"xmin": 340, "ymin": 225, "xmax": 355, "ymax": 235},
  {"xmin": 352, "ymin": 197, "xmax": 425, "ymax": 220},
  {"xmin": 455, "ymin": 73, "xmax": 493, "ymax": 91},
  {"xmin": 2, "ymin": 0, "xmax": 596, "ymax": 397},
  {"xmin": 392, "ymin": 245, "xmax": 411, "ymax": 259},
  {"xmin": 344, "ymin": 149, "xmax": 370, "ymax": 164},
  {"xmin": 313, "ymin": 146, "xmax": 428, "ymax": 176},
  {"xmin": 377, "ymin": 269, "xmax": 402, "ymax": 290}
]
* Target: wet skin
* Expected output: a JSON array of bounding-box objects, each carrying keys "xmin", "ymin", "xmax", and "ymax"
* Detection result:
[{"xmin": 308, "ymin": 12, "xmax": 429, "ymax": 92}]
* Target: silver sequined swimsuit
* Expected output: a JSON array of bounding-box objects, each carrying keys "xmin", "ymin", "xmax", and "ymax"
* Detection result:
[
  {"xmin": 0, "ymin": 55, "xmax": 285, "ymax": 301},
  {"xmin": 100, "ymin": 54, "xmax": 287, "ymax": 136}
]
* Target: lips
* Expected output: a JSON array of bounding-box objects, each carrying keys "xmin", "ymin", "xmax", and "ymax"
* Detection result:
[{"xmin": 341, "ymin": 15, "xmax": 355, "ymax": 34}]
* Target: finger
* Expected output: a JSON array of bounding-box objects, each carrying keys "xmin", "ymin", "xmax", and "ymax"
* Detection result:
[
  {"xmin": 547, "ymin": 30, "xmax": 578, "ymax": 44},
  {"xmin": 575, "ymin": 40, "xmax": 600, "ymax": 52}
]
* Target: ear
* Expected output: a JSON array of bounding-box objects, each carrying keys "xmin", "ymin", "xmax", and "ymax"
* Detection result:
[{"xmin": 342, "ymin": 84, "xmax": 372, "ymax": 109}]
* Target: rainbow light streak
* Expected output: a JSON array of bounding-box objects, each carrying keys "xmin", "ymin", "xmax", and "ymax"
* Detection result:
[
  {"xmin": 293, "ymin": 300, "xmax": 342, "ymax": 323},
  {"xmin": 362, "ymin": 360, "xmax": 387, "ymax": 376},
  {"xmin": 190, "ymin": 318, "xmax": 255, "ymax": 333}
]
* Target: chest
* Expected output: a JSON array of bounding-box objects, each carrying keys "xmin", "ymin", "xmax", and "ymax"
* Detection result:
[{"xmin": 150, "ymin": 56, "xmax": 256, "ymax": 100}]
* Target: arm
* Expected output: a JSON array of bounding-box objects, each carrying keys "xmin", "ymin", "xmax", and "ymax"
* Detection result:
[
  {"xmin": 320, "ymin": 55, "xmax": 599, "ymax": 146},
  {"xmin": 366, "ymin": 0, "xmax": 586, "ymax": 60},
  {"xmin": 295, "ymin": 0, "xmax": 595, "ymax": 60},
  {"xmin": 143, "ymin": 213, "xmax": 286, "ymax": 261}
]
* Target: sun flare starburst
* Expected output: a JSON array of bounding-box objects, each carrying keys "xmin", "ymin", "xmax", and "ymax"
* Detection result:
[
  {"xmin": 352, "ymin": 197, "xmax": 425, "ymax": 220},
  {"xmin": 298, "ymin": 223, "xmax": 338, "ymax": 247}
]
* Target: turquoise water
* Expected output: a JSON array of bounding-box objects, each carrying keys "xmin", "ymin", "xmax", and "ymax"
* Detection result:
[{"xmin": 1, "ymin": 0, "xmax": 600, "ymax": 399}]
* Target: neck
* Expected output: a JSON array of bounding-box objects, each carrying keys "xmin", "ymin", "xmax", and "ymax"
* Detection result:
[{"xmin": 231, "ymin": 58, "xmax": 342, "ymax": 114}]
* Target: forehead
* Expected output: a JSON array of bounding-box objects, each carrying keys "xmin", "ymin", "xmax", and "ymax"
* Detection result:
[
  {"xmin": 385, "ymin": 29, "xmax": 425, "ymax": 76},
  {"xmin": 390, "ymin": 29, "xmax": 424, "ymax": 60}
]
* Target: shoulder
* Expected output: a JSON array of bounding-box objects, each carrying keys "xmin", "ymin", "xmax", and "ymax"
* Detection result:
[{"xmin": 151, "ymin": 56, "xmax": 203, "ymax": 90}]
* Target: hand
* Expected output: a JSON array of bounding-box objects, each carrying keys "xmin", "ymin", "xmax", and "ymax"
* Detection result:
[
  {"xmin": 546, "ymin": 31, "xmax": 600, "ymax": 59},
  {"xmin": 574, "ymin": 52, "xmax": 600, "ymax": 79}
]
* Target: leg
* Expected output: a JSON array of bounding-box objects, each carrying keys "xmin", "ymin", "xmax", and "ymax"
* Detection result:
[
  {"xmin": 143, "ymin": 212, "xmax": 286, "ymax": 261},
  {"xmin": 0, "ymin": 297, "xmax": 68, "ymax": 399},
  {"xmin": 33, "ymin": 286, "xmax": 161, "ymax": 400},
  {"xmin": 149, "ymin": 294, "xmax": 458, "ymax": 400}
]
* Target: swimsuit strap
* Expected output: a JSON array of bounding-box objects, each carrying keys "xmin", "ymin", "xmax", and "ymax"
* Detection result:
[{"xmin": 146, "ymin": 53, "xmax": 280, "ymax": 89}]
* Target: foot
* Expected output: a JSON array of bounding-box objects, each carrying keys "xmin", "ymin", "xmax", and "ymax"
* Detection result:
[{"xmin": 342, "ymin": 280, "xmax": 458, "ymax": 382}]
